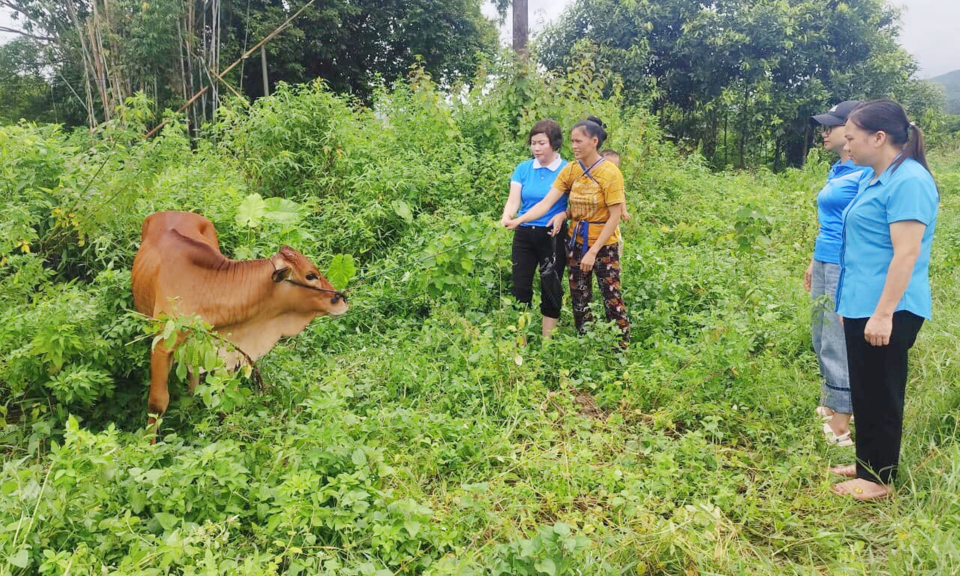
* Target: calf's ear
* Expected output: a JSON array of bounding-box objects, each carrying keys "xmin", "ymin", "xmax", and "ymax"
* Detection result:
[
  {"xmin": 271, "ymin": 255, "xmax": 291, "ymax": 283},
  {"xmin": 272, "ymin": 265, "xmax": 290, "ymax": 283}
]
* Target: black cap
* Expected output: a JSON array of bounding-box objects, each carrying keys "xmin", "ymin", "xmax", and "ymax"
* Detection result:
[{"xmin": 811, "ymin": 100, "xmax": 862, "ymax": 127}]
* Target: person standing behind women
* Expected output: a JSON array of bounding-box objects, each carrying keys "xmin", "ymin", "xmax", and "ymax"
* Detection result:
[
  {"xmin": 507, "ymin": 117, "xmax": 629, "ymax": 344},
  {"xmin": 500, "ymin": 119, "xmax": 569, "ymax": 339},
  {"xmin": 805, "ymin": 101, "xmax": 872, "ymax": 446},
  {"xmin": 829, "ymin": 100, "xmax": 939, "ymax": 501}
]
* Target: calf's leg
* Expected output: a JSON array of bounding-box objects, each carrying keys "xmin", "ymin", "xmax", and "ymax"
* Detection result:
[
  {"xmin": 147, "ymin": 345, "xmax": 174, "ymax": 443},
  {"xmin": 187, "ymin": 365, "xmax": 201, "ymax": 395}
]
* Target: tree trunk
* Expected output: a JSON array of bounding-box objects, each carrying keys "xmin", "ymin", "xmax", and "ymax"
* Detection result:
[
  {"xmin": 738, "ymin": 88, "xmax": 748, "ymax": 169},
  {"xmin": 513, "ymin": 0, "xmax": 528, "ymax": 58},
  {"xmin": 261, "ymin": 46, "xmax": 269, "ymax": 96},
  {"xmin": 784, "ymin": 119, "xmax": 812, "ymax": 168}
]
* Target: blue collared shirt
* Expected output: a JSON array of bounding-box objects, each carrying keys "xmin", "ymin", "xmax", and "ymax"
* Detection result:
[
  {"xmin": 836, "ymin": 158, "xmax": 939, "ymax": 320},
  {"xmin": 511, "ymin": 156, "xmax": 568, "ymax": 227},
  {"xmin": 813, "ymin": 159, "xmax": 873, "ymax": 264}
]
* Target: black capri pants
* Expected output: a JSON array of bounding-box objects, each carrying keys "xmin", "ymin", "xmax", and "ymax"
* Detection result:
[
  {"xmin": 511, "ymin": 223, "xmax": 568, "ymax": 319},
  {"xmin": 844, "ymin": 311, "xmax": 924, "ymax": 484}
]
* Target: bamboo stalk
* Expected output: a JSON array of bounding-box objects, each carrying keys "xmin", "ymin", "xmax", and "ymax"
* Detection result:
[
  {"xmin": 145, "ymin": 0, "xmax": 317, "ymax": 139},
  {"xmin": 64, "ymin": 0, "xmax": 99, "ymax": 128},
  {"xmin": 186, "ymin": 0, "xmax": 198, "ymax": 134},
  {"xmin": 177, "ymin": 16, "xmax": 188, "ymax": 103}
]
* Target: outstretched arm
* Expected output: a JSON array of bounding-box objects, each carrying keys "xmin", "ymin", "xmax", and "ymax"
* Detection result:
[
  {"xmin": 500, "ymin": 182, "xmax": 522, "ymax": 226},
  {"xmin": 506, "ymin": 186, "xmax": 566, "ymax": 230}
]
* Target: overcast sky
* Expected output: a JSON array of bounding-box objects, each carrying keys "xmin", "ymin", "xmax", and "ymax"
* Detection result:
[
  {"xmin": 482, "ymin": 0, "xmax": 959, "ymax": 79},
  {"xmin": 1, "ymin": 0, "xmax": 956, "ymax": 78}
]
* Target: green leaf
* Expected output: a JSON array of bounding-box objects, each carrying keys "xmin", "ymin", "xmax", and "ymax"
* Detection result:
[
  {"xmin": 534, "ymin": 558, "xmax": 556, "ymax": 576},
  {"xmin": 351, "ymin": 447, "xmax": 367, "ymax": 466},
  {"xmin": 262, "ymin": 197, "xmax": 303, "ymax": 224},
  {"xmin": 392, "ymin": 200, "xmax": 414, "ymax": 223},
  {"xmin": 235, "ymin": 194, "xmax": 266, "ymax": 228},
  {"xmin": 154, "ymin": 512, "xmax": 180, "ymax": 531},
  {"xmin": 8, "ymin": 549, "xmax": 29, "ymax": 569},
  {"xmin": 404, "ymin": 520, "xmax": 421, "ymax": 537},
  {"xmin": 163, "ymin": 330, "xmax": 178, "ymax": 351},
  {"xmin": 326, "ymin": 254, "xmax": 356, "ymax": 290},
  {"xmin": 161, "ymin": 320, "xmax": 176, "ymax": 340},
  {"xmin": 553, "ymin": 522, "xmax": 572, "ymax": 537},
  {"xmin": 1, "ymin": 480, "xmax": 17, "ymax": 496}
]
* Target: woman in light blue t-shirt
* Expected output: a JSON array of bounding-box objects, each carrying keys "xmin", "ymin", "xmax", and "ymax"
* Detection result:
[
  {"xmin": 805, "ymin": 100, "xmax": 871, "ymax": 447},
  {"xmin": 500, "ymin": 119, "xmax": 569, "ymax": 339},
  {"xmin": 828, "ymin": 100, "xmax": 939, "ymax": 502}
]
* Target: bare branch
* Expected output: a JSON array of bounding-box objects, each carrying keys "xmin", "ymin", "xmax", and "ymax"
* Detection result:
[
  {"xmin": 0, "ymin": 25, "xmax": 55, "ymax": 41},
  {"xmin": 0, "ymin": 0, "xmax": 67, "ymax": 37}
]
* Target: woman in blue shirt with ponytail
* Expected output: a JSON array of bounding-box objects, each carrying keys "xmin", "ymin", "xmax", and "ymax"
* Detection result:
[
  {"xmin": 805, "ymin": 101, "xmax": 872, "ymax": 447},
  {"xmin": 829, "ymin": 100, "xmax": 939, "ymax": 501}
]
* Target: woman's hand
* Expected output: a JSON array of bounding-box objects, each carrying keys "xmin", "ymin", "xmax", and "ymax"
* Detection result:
[
  {"xmin": 548, "ymin": 212, "xmax": 566, "ymax": 236},
  {"xmin": 864, "ymin": 313, "xmax": 893, "ymax": 346},
  {"xmin": 500, "ymin": 214, "xmax": 512, "ymax": 228},
  {"xmin": 505, "ymin": 218, "xmax": 522, "ymax": 231},
  {"xmin": 804, "ymin": 261, "xmax": 813, "ymax": 292},
  {"xmin": 580, "ymin": 250, "xmax": 597, "ymax": 272}
]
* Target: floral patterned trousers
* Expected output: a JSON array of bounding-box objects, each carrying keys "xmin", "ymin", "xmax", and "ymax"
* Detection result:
[{"xmin": 566, "ymin": 243, "xmax": 629, "ymax": 342}]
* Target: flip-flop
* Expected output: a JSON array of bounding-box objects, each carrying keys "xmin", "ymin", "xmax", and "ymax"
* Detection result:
[{"xmin": 823, "ymin": 422, "xmax": 853, "ymax": 447}]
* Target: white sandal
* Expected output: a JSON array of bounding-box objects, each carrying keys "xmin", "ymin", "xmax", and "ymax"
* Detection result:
[
  {"xmin": 823, "ymin": 422, "xmax": 853, "ymax": 447},
  {"xmin": 816, "ymin": 406, "xmax": 854, "ymax": 423}
]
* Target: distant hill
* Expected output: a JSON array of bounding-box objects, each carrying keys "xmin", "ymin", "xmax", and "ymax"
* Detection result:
[{"xmin": 930, "ymin": 69, "xmax": 960, "ymax": 114}]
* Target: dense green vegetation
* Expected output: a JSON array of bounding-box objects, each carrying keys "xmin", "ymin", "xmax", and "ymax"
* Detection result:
[
  {"xmin": 2, "ymin": 63, "xmax": 960, "ymax": 574},
  {"xmin": 2, "ymin": 0, "xmax": 951, "ymax": 170},
  {"xmin": 538, "ymin": 0, "xmax": 953, "ymax": 169},
  {"xmin": 0, "ymin": 0, "xmax": 497, "ymax": 127},
  {"xmin": 931, "ymin": 69, "xmax": 960, "ymax": 115}
]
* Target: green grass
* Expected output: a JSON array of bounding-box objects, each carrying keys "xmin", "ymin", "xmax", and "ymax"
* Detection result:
[{"xmin": 1, "ymin": 81, "xmax": 959, "ymax": 575}]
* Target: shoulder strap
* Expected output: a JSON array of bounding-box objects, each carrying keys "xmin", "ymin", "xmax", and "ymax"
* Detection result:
[{"xmin": 577, "ymin": 157, "xmax": 606, "ymax": 187}]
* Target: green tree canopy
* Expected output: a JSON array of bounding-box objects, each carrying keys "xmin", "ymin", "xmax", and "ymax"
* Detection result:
[{"xmin": 538, "ymin": 0, "xmax": 918, "ymax": 168}]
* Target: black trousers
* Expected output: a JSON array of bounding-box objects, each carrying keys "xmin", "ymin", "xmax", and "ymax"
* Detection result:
[
  {"xmin": 844, "ymin": 311, "xmax": 924, "ymax": 484},
  {"xmin": 511, "ymin": 224, "xmax": 567, "ymax": 319}
]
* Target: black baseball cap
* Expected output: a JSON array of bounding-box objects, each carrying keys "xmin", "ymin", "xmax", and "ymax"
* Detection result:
[{"xmin": 811, "ymin": 100, "xmax": 862, "ymax": 127}]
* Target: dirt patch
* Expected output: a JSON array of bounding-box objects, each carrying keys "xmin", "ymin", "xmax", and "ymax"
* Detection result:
[{"xmin": 573, "ymin": 390, "xmax": 607, "ymax": 419}]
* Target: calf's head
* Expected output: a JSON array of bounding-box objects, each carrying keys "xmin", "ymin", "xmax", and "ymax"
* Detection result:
[{"xmin": 270, "ymin": 246, "xmax": 349, "ymax": 317}]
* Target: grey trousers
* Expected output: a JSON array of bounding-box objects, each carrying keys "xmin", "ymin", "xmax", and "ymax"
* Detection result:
[{"xmin": 811, "ymin": 260, "xmax": 852, "ymax": 414}]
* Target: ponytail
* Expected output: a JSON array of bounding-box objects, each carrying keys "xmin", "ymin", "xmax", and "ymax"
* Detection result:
[
  {"xmin": 904, "ymin": 122, "xmax": 929, "ymax": 173},
  {"xmin": 848, "ymin": 99, "xmax": 930, "ymax": 174},
  {"xmin": 573, "ymin": 116, "xmax": 608, "ymax": 149}
]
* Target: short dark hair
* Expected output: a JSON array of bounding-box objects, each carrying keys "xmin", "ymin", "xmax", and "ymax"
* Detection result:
[
  {"xmin": 600, "ymin": 149, "xmax": 619, "ymax": 159},
  {"xmin": 848, "ymin": 99, "xmax": 929, "ymax": 174},
  {"xmin": 528, "ymin": 119, "xmax": 563, "ymax": 152},
  {"xmin": 572, "ymin": 116, "xmax": 608, "ymax": 148}
]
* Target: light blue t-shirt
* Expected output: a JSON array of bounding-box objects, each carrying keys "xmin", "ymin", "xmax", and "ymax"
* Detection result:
[
  {"xmin": 836, "ymin": 158, "xmax": 939, "ymax": 320},
  {"xmin": 813, "ymin": 159, "xmax": 873, "ymax": 264},
  {"xmin": 510, "ymin": 156, "xmax": 568, "ymax": 227}
]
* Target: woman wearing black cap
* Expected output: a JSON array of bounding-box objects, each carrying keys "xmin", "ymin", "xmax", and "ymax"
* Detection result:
[{"xmin": 805, "ymin": 101, "xmax": 872, "ymax": 446}]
